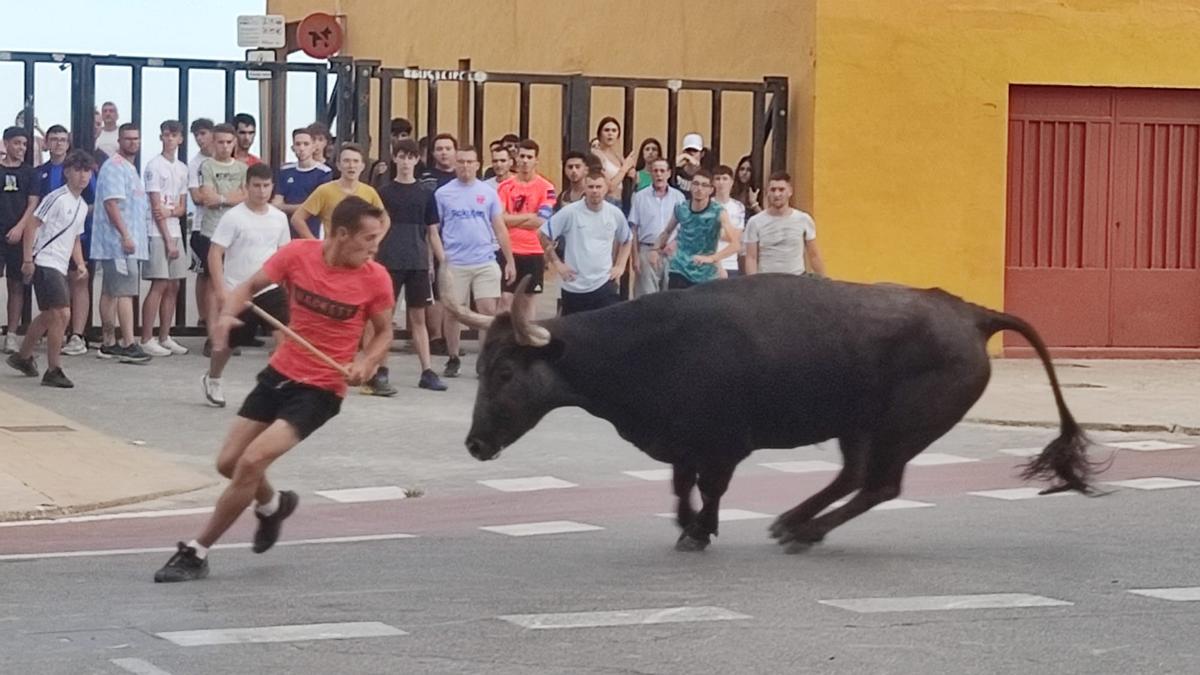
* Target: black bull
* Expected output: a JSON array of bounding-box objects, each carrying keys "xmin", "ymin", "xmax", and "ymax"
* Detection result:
[{"xmin": 441, "ymin": 272, "xmax": 1096, "ymax": 553}]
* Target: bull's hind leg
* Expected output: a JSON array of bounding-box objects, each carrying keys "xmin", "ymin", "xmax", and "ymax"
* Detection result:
[
  {"xmin": 769, "ymin": 433, "xmax": 869, "ymax": 540},
  {"xmin": 672, "ymin": 463, "xmax": 698, "ymax": 532},
  {"xmin": 676, "ymin": 463, "xmax": 736, "ymax": 552}
]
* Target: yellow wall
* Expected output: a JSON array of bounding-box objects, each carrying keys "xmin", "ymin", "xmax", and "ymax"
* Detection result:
[
  {"xmin": 812, "ymin": 0, "xmax": 1200, "ymax": 311},
  {"xmin": 269, "ymin": 0, "xmax": 815, "ymax": 205}
]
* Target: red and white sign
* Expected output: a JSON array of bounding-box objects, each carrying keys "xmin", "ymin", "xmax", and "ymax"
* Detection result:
[{"xmin": 296, "ymin": 12, "xmax": 343, "ymax": 59}]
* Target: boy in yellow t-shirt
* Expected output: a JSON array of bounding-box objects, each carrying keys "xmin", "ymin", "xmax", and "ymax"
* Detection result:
[{"xmin": 290, "ymin": 143, "xmax": 387, "ymax": 240}]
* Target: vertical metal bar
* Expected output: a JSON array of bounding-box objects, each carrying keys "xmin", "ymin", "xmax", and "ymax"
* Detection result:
[
  {"xmin": 457, "ymin": 58, "xmax": 471, "ymax": 144},
  {"xmin": 710, "ymin": 89, "xmax": 723, "ymax": 164},
  {"xmin": 666, "ymin": 87, "xmax": 680, "ymax": 169},
  {"xmin": 175, "ymin": 66, "xmax": 190, "ymax": 330},
  {"xmin": 224, "ymin": 67, "xmax": 236, "ymax": 124},
  {"xmin": 315, "ymin": 64, "xmax": 329, "ymax": 122},
  {"xmin": 765, "ymin": 76, "xmax": 789, "ymax": 174},
  {"xmin": 354, "ymin": 61, "xmax": 378, "ymax": 149},
  {"xmin": 426, "ymin": 82, "xmax": 439, "ymax": 159},
  {"xmin": 406, "ymin": 64, "xmax": 420, "ymax": 134},
  {"xmin": 622, "ymin": 87, "xmax": 635, "ymax": 157},
  {"xmin": 268, "ymin": 67, "xmax": 288, "ymax": 170},
  {"xmin": 377, "ymin": 72, "xmax": 392, "ymax": 165},
  {"xmin": 130, "ymin": 65, "xmax": 143, "ymax": 169},
  {"xmin": 519, "ymin": 82, "xmax": 531, "ymax": 140},
  {"xmin": 565, "ymin": 76, "xmax": 592, "ymax": 153},
  {"xmin": 334, "ymin": 58, "xmax": 355, "ymax": 146},
  {"xmin": 21, "ymin": 60, "xmax": 35, "ymax": 167},
  {"xmin": 750, "ymin": 88, "xmax": 766, "ymax": 195},
  {"xmin": 472, "ymin": 79, "xmax": 485, "ymax": 153}
]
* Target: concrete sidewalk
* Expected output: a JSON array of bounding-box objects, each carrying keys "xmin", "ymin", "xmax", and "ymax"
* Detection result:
[
  {"xmin": 0, "ymin": 389, "xmax": 213, "ymax": 521},
  {"xmin": 969, "ymin": 359, "xmax": 1200, "ymax": 434}
]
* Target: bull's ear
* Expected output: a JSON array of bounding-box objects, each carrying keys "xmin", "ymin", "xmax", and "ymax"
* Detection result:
[{"xmin": 539, "ymin": 337, "xmax": 565, "ymax": 362}]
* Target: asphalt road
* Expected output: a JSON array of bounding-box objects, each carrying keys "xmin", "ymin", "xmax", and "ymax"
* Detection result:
[{"xmin": 2, "ymin": 341, "xmax": 1199, "ymax": 674}]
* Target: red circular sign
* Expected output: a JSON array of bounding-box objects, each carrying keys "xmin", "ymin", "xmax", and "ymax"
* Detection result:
[{"xmin": 296, "ymin": 12, "xmax": 343, "ymax": 59}]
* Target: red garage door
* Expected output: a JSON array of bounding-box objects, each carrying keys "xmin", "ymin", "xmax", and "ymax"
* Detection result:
[{"xmin": 1005, "ymin": 86, "xmax": 1200, "ymax": 357}]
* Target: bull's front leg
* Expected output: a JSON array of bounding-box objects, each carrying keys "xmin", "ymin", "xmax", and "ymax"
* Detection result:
[
  {"xmin": 672, "ymin": 463, "xmax": 697, "ymax": 533},
  {"xmin": 676, "ymin": 463, "xmax": 735, "ymax": 552}
]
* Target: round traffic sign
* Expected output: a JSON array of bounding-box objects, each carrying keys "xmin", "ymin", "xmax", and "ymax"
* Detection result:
[{"xmin": 296, "ymin": 12, "xmax": 343, "ymax": 59}]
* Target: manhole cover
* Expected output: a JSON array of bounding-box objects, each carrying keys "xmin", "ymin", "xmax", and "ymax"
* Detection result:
[{"xmin": 0, "ymin": 424, "xmax": 75, "ymax": 432}]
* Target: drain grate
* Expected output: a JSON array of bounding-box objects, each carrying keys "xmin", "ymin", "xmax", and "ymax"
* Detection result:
[{"xmin": 0, "ymin": 424, "xmax": 75, "ymax": 432}]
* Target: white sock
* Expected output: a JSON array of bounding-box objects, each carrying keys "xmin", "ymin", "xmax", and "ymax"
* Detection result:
[
  {"xmin": 187, "ymin": 539, "xmax": 209, "ymax": 559},
  {"xmin": 256, "ymin": 491, "xmax": 280, "ymax": 517}
]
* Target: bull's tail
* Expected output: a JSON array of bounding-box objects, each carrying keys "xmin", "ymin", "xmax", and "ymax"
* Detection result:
[{"xmin": 977, "ymin": 310, "xmax": 1096, "ymax": 494}]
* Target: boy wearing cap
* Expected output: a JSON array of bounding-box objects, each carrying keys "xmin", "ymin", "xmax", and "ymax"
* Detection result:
[{"xmin": 673, "ymin": 132, "xmax": 708, "ymax": 198}]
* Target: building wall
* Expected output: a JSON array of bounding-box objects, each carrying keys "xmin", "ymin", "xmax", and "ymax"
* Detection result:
[
  {"xmin": 269, "ymin": 0, "xmax": 816, "ymax": 206},
  {"xmin": 812, "ymin": 0, "xmax": 1200, "ymax": 312}
]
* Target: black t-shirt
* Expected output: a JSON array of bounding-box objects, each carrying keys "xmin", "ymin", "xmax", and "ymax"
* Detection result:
[
  {"xmin": 0, "ymin": 163, "xmax": 37, "ymax": 231},
  {"xmin": 378, "ymin": 180, "xmax": 439, "ymax": 270},
  {"xmin": 418, "ymin": 167, "xmax": 455, "ymax": 193},
  {"xmin": 672, "ymin": 166, "xmax": 697, "ymax": 199}
]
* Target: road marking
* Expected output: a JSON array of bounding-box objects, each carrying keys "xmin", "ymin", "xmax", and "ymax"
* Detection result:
[
  {"xmin": 156, "ymin": 621, "xmax": 406, "ymax": 646},
  {"xmin": 499, "ymin": 606, "xmax": 750, "ymax": 629},
  {"xmin": 908, "ymin": 453, "xmax": 978, "ymax": 466},
  {"xmin": 0, "ymin": 533, "xmax": 416, "ymax": 561},
  {"xmin": 480, "ymin": 520, "xmax": 603, "ymax": 537},
  {"xmin": 477, "ymin": 476, "xmax": 578, "ymax": 492},
  {"xmin": 1107, "ymin": 440, "xmax": 1193, "ymax": 452},
  {"xmin": 0, "ymin": 507, "xmax": 214, "ymax": 528},
  {"xmin": 1129, "ymin": 587, "xmax": 1200, "ymax": 602},
  {"xmin": 998, "ymin": 447, "xmax": 1043, "ymax": 458},
  {"xmin": 111, "ymin": 658, "xmax": 173, "ymax": 675},
  {"xmin": 760, "ymin": 460, "xmax": 842, "ymax": 474},
  {"xmin": 314, "ymin": 486, "xmax": 408, "ymax": 503},
  {"xmin": 622, "ymin": 469, "xmax": 673, "ymax": 481},
  {"xmin": 655, "ymin": 509, "xmax": 771, "ymax": 521},
  {"xmin": 968, "ymin": 487, "xmax": 1076, "ymax": 501},
  {"xmin": 1104, "ymin": 477, "xmax": 1200, "ymax": 491},
  {"xmin": 830, "ymin": 498, "xmax": 934, "ymax": 511},
  {"xmin": 820, "ymin": 593, "xmax": 1072, "ymax": 613}
]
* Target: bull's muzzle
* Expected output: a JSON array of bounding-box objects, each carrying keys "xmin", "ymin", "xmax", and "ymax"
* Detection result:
[{"xmin": 466, "ymin": 437, "xmax": 502, "ymax": 461}]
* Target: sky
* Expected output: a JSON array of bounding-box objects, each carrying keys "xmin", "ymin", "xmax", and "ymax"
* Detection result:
[{"xmin": 0, "ymin": 0, "xmax": 332, "ymax": 165}]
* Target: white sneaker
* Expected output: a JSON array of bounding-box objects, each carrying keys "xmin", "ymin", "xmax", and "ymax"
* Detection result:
[
  {"xmin": 202, "ymin": 374, "xmax": 226, "ymax": 408},
  {"xmin": 159, "ymin": 336, "xmax": 189, "ymax": 355},
  {"xmin": 141, "ymin": 338, "xmax": 173, "ymax": 357},
  {"xmin": 2, "ymin": 334, "xmax": 18, "ymax": 354},
  {"xmin": 61, "ymin": 334, "xmax": 88, "ymax": 356}
]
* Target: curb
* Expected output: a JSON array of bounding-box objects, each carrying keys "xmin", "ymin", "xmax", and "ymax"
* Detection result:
[
  {"xmin": 0, "ymin": 482, "xmax": 217, "ymax": 523},
  {"xmin": 965, "ymin": 418, "xmax": 1200, "ymax": 436}
]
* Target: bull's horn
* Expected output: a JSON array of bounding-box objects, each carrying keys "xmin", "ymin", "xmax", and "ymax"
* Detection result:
[
  {"xmin": 511, "ymin": 275, "xmax": 552, "ymax": 347},
  {"xmin": 437, "ymin": 266, "xmax": 495, "ymax": 330}
]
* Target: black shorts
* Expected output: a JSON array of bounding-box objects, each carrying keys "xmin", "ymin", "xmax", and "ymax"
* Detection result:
[
  {"xmin": 189, "ymin": 231, "xmax": 212, "ymax": 275},
  {"xmin": 500, "ymin": 252, "xmax": 544, "ymax": 294},
  {"xmin": 389, "ymin": 269, "xmax": 433, "ymax": 308},
  {"xmin": 237, "ymin": 366, "xmax": 342, "ymax": 440},
  {"xmin": 32, "ymin": 266, "xmax": 69, "ymax": 309},
  {"xmin": 0, "ymin": 237, "xmax": 22, "ymax": 278},
  {"xmin": 229, "ymin": 287, "xmax": 290, "ymax": 347},
  {"xmin": 561, "ymin": 281, "xmax": 620, "ymax": 316},
  {"xmin": 668, "ymin": 273, "xmax": 697, "ymax": 290}
]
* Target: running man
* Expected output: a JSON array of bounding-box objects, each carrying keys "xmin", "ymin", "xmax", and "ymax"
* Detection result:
[
  {"xmin": 5, "ymin": 150, "xmax": 94, "ymax": 388},
  {"xmin": 154, "ymin": 196, "xmax": 395, "ymax": 583},
  {"xmin": 202, "ymin": 163, "xmax": 292, "ymax": 408}
]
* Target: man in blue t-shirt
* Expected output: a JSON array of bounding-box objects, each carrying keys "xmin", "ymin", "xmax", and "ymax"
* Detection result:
[
  {"xmin": 271, "ymin": 128, "xmax": 331, "ymax": 238},
  {"xmin": 36, "ymin": 125, "xmax": 96, "ymax": 355},
  {"xmin": 434, "ymin": 145, "xmax": 514, "ymax": 378}
]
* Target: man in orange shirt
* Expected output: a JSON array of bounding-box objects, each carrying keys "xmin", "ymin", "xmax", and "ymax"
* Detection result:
[{"xmin": 495, "ymin": 139, "xmax": 556, "ymax": 316}]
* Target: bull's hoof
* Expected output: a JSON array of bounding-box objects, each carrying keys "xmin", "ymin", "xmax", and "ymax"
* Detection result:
[
  {"xmin": 675, "ymin": 532, "xmax": 710, "ymax": 552},
  {"xmin": 775, "ymin": 523, "xmax": 825, "ymax": 549},
  {"xmin": 768, "ymin": 517, "xmax": 789, "ymax": 539},
  {"xmin": 784, "ymin": 540, "xmax": 818, "ymax": 555}
]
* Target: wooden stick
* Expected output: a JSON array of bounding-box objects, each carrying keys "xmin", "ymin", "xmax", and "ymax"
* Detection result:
[{"xmin": 245, "ymin": 302, "xmax": 352, "ymax": 379}]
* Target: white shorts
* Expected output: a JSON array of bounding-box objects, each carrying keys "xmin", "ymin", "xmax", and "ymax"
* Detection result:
[
  {"xmin": 143, "ymin": 237, "xmax": 188, "ymax": 280},
  {"xmin": 447, "ymin": 262, "xmax": 502, "ymax": 307}
]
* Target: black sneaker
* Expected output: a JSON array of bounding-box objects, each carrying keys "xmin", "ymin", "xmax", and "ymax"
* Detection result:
[
  {"xmin": 154, "ymin": 542, "xmax": 209, "ymax": 583},
  {"xmin": 96, "ymin": 343, "xmax": 120, "ymax": 359},
  {"xmin": 444, "ymin": 356, "xmax": 461, "ymax": 378},
  {"xmin": 362, "ymin": 367, "xmax": 399, "ymax": 397},
  {"xmin": 430, "ymin": 337, "xmax": 448, "ymax": 356},
  {"xmin": 419, "ymin": 369, "xmax": 448, "ymax": 391},
  {"xmin": 118, "ymin": 343, "xmax": 152, "ymax": 364},
  {"xmin": 252, "ymin": 490, "xmax": 299, "ymax": 554},
  {"xmin": 41, "ymin": 367, "xmax": 73, "ymax": 388},
  {"xmin": 6, "ymin": 353, "xmax": 38, "ymax": 377}
]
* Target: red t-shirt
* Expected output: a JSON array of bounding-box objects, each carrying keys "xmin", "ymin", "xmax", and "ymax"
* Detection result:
[
  {"xmin": 497, "ymin": 175, "xmax": 556, "ymax": 255},
  {"xmin": 262, "ymin": 240, "xmax": 394, "ymax": 396}
]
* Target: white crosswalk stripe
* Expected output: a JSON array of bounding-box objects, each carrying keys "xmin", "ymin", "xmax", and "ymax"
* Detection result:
[
  {"xmin": 1104, "ymin": 477, "xmax": 1200, "ymax": 490},
  {"xmin": 909, "ymin": 453, "xmax": 978, "ymax": 466},
  {"xmin": 819, "ymin": 593, "xmax": 1072, "ymax": 613},
  {"xmin": 1107, "ymin": 440, "xmax": 1193, "ymax": 452},
  {"xmin": 655, "ymin": 509, "xmax": 771, "ymax": 521},
  {"xmin": 499, "ymin": 606, "xmax": 750, "ymax": 629},
  {"xmin": 478, "ymin": 476, "xmax": 578, "ymax": 492},
  {"xmin": 156, "ymin": 621, "xmax": 407, "ymax": 646},
  {"xmin": 760, "ymin": 460, "xmax": 841, "ymax": 473},
  {"xmin": 622, "ymin": 469, "xmax": 673, "ymax": 481},
  {"xmin": 315, "ymin": 486, "xmax": 409, "ymax": 503},
  {"xmin": 968, "ymin": 487, "xmax": 1076, "ymax": 501},
  {"xmin": 480, "ymin": 520, "xmax": 603, "ymax": 537},
  {"xmin": 1128, "ymin": 587, "xmax": 1200, "ymax": 601}
]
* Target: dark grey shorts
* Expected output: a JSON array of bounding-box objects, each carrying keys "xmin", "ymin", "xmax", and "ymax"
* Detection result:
[
  {"xmin": 32, "ymin": 266, "xmax": 69, "ymax": 309},
  {"xmin": 100, "ymin": 259, "xmax": 141, "ymax": 297}
]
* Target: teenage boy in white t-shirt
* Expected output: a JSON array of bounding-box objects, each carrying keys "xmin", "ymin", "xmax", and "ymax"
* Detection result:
[
  {"xmin": 202, "ymin": 163, "xmax": 291, "ymax": 407},
  {"xmin": 5, "ymin": 150, "xmax": 95, "ymax": 388},
  {"xmin": 712, "ymin": 165, "xmax": 747, "ymax": 278},
  {"xmin": 141, "ymin": 120, "xmax": 190, "ymax": 356}
]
